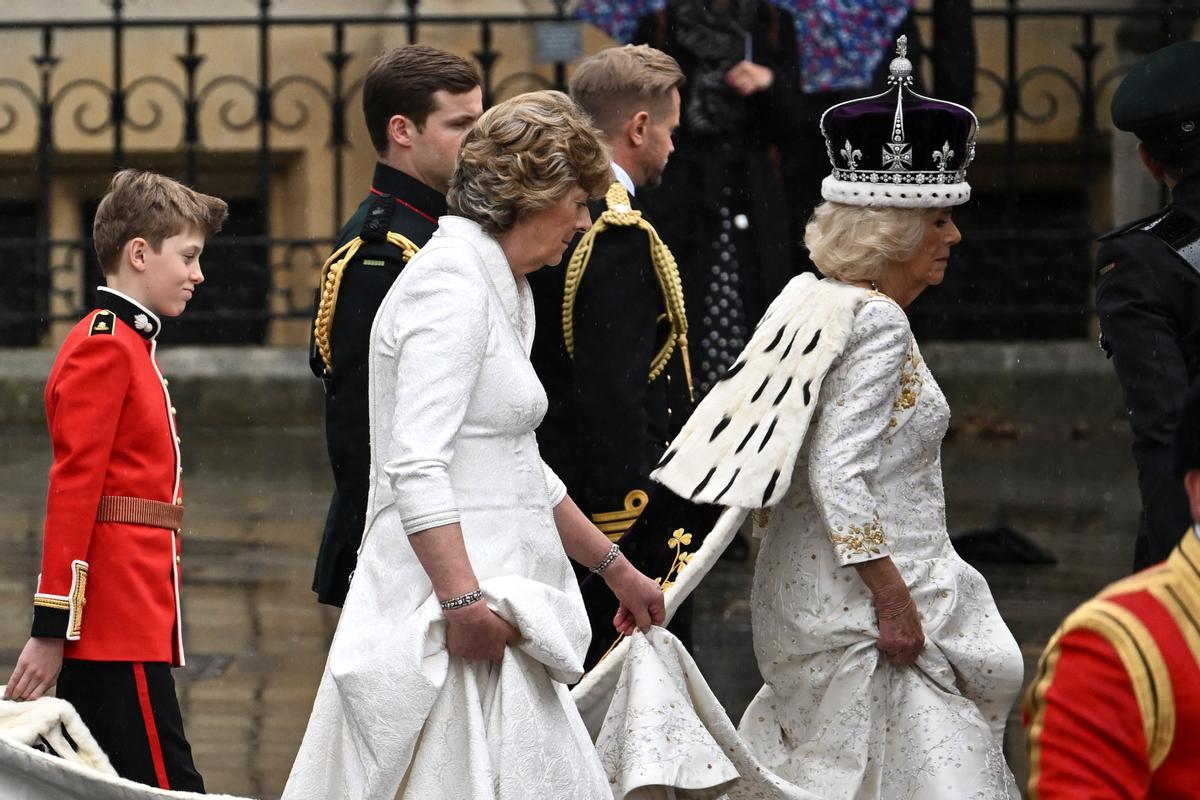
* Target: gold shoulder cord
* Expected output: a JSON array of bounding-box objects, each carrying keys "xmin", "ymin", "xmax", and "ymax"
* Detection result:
[
  {"xmin": 313, "ymin": 231, "xmax": 419, "ymax": 374},
  {"xmin": 562, "ymin": 181, "xmax": 694, "ymax": 400}
]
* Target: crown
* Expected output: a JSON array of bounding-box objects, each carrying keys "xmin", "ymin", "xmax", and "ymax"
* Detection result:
[{"xmin": 818, "ymin": 36, "xmax": 979, "ymax": 208}]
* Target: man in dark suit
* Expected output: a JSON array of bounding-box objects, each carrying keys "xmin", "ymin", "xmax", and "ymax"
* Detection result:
[
  {"xmin": 531, "ymin": 45, "xmax": 718, "ymax": 668},
  {"xmin": 309, "ymin": 46, "xmax": 482, "ymax": 606},
  {"xmin": 1096, "ymin": 41, "xmax": 1200, "ymax": 571}
]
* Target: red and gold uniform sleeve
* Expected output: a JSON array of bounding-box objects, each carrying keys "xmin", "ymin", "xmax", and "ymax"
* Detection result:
[
  {"xmin": 32, "ymin": 325, "xmax": 132, "ymax": 640},
  {"xmin": 1025, "ymin": 616, "xmax": 1160, "ymax": 799}
]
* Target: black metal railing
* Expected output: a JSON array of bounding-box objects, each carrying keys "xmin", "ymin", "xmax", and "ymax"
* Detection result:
[{"xmin": 0, "ymin": 1, "xmax": 1195, "ymax": 344}]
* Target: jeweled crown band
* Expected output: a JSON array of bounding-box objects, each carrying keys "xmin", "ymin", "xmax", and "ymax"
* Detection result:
[{"xmin": 829, "ymin": 168, "xmax": 969, "ymax": 186}]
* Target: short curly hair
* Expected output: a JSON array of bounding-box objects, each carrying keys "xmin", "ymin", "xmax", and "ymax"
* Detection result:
[
  {"xmin": 804, "ymin": 202, "xmax": 939, "ymax": 283},
  {"xmin": 447, "ymin": 90, "xmax": 611, "ymax": 235}
]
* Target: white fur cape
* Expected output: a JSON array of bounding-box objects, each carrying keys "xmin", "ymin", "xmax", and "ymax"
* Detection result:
[
  {"xmin": 0, "ymin": 695, "xmax": 250, "ymax": 799},
  {"xmin": 652, "ymin": 272, "xmax": 870, "ymax": 509}
]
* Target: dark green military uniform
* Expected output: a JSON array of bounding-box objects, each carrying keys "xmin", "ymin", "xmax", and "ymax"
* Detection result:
[
  {"xmin": 309, "ymin": 163, "xmax": 445, "ymax": 606},
  {"xmin": 1096, "ymin": 41, "xmax": 1200, "ymax": 570},
  {"xmin": 530, "ymin": 180, "xmax": 720, "ymax": 669}
]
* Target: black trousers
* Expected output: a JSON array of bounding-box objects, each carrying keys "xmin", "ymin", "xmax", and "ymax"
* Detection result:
[{"xmin": 57, "ymin": 659, "xmax": 205, "ymax": 793}]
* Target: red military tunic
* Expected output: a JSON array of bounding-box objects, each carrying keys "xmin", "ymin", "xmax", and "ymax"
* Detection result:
[
  {"xmin": 1024, "ymin": 529, "xmax": 1200, "ymax": 799},
  {"xmin": 31, "ymin": 287, "xmax": 187, "ymax": 665}
]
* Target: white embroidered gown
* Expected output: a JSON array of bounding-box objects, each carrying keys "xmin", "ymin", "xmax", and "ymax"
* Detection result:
[
  {"xmin": 739, "ymin": 296, "xmax": 1024, "ymax": 798},
  {"xmin": 282, "ymin": 216, "xmax": 610, "ymax": 800}
]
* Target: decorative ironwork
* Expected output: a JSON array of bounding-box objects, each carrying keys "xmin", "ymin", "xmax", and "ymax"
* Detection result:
[
  {"xmin": 0, "ymin": 1, "xmax": 1195, "ymax": 344},
  {"xmin": 0, "ymin": 0, "xmax": 577, "ymax": 345}
]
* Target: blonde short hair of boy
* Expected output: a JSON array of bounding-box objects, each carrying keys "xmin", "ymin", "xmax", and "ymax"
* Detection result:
[
  {"xmin": 93, "ymin": 169, "xmax": 229, "ymax": 275},
  {"xmin": 804, "ymin": 202, "xmax": 938, "ymax": 283},
  {"xmin": 448, "ymin": 90, "xmax": 611, "ymax": 235},
  {"xmin": 568, "ymin": 44, "xmax": 684, "ymax": 136}
]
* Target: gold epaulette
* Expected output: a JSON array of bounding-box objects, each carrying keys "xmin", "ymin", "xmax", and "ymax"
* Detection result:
[
  {"xmin": 1025, "ymin": 595, "xmax": 1175, "ymax": 788},
  {"xmin": 313, "ymin": 231, "xmax": 419, "ymax": 374},
  {"xmin": 562, "ymin": 181, "xmax": 694, "ymax": 400}
]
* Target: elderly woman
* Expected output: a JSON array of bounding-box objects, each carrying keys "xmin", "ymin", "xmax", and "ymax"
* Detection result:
[
  {"xmin": 654, "ymin": 39, "xmax": 1024, "ymax": 797},
  {"xmin": 283, "ymin": 91, "xmax": 665, "ymax": 800}
]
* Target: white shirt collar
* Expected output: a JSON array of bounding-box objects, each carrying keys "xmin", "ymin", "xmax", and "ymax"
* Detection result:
[{"xmin": 611, "ymin": 162, "xmax": 636, "ymax": 197}]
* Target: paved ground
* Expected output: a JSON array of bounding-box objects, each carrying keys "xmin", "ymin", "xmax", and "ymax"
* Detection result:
[{"xmin": 0, "ymin": 420, "xmax": 1140, "ymax": 798}]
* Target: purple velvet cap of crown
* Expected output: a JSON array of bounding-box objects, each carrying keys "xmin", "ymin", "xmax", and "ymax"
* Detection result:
[{"xmin": 818, "ymin": 37, "xmax": 979, "ymax": 208}]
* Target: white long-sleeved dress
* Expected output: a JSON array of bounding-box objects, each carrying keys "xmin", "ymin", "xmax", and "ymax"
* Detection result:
[
  {"xmin": 282, "ymin": 216, "xmax": 611, "ymax": 800},
  {"xmin": 739, "ymin": 295, "xmax": 1024, "ymax": 798}
]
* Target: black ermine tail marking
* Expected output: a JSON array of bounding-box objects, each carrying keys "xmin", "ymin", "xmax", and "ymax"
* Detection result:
[
  {"xmin": 762, "ymin": 470, "xmax": 780, "ymax": 506},
  {"xmin": 773, "ymin": 377, "xmax": 793, "ymax": 406},
  {"xmin": 758, "ymin": 418, "xmax": 779, "ymax": 453},
  {"xmin": 751, "ymin": 376, "xmax": 771, "ymax": 403},
  {"xmin": 692, "ymin": 467, "xmax": 717, "ymax": 498},
  {"xmin": 735, "ymin": 424, "xmax": 759, "ymax": 454},
  {"xmin": 713, "ymin": 468, "xmax": 742, "ymax": 503},
  {"xmin": 764, "ymin": 326, "xmax": 786, "ymax": 352},
  {"xmin": 802, "ymin": 330, "xmax": 821, "ymax": 355}
]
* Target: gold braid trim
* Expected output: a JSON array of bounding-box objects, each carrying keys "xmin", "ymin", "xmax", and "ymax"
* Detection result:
[
  {"xmin": 1025, "ymin": 598, "xmax": 1175, "ymax": 789},
  {"xmin": 313, "ymin": 232, "xmax": 419, "ymax": 374},
  {"xmin": 562, "ymin": 182, "xmax": 694, "ymax": 400}
]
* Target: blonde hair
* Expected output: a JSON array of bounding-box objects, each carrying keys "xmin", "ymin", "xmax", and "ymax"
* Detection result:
[
  {"xmin": 568, "ymin": 45, "xmax": 684, "ymax": 135},
  {"xmin": 448, "ymin": 90, "xmax": 611, "ymax": 235},
  {"xmin": 804, "ymin": 202, "xmax": 935, "ymax": 282},
  {"xmin": 93, "ymin": 169, "xmax": 229, "ymax": 275}
]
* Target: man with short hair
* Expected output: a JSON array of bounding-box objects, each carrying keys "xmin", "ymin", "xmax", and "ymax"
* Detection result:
[
  {"xmin": 4, "ymin": 169, "xmax": 228, "ymax": 792},
  {"xmin": 1024, "ymin": 377, "xmax": 1200, "ymax": 797},
  {"xmin": 531, "ymin": 44, "xmax": 718, "ymax": 668},
  {"xmin": 310, "ymin": 46, "xmax": 482, "ymax": 607},
  {"xmin": 1096, "ymin": 41, "xmax": 1200, "ymax": 570}
]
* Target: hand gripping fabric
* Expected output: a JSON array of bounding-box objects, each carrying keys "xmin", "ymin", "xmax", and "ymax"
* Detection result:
[
  {"xmin": 652, "ymin": 273, "xmax": 877, "ymax": 509},
  {"xmin": 561, "ymin": 181, "xmax": 695, "ymax": 400}
]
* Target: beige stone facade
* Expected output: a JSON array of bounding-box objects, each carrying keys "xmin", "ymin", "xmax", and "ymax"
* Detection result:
[{"xmin": 0, "ymin": 1, "xmax": 1189, "ymax": 346}]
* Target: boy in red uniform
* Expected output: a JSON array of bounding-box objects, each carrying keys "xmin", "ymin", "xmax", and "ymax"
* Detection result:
[{"xmin": 3, "ymin": 170, "xmax": 228, "ymax": 793}]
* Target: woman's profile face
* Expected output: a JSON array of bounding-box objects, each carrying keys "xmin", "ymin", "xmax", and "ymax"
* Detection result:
[
  {"xmin": 515, "ymin": 185, "xmax": 592, "ymax": 272},
  {"xmin": 893, "ymin": 208, "xmax": 962, "ymax": 289}
]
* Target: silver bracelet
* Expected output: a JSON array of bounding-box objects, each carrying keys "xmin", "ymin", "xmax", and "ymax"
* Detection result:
[
  {"xmin": 439, "ymin": 588, "xmax": 483, "ymax": 610},
  {"xmin": 589, "ymin": 542, "xmax": 621, "ymax": 575}
]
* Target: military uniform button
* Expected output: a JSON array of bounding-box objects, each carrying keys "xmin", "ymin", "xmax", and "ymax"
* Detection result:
[
  {"xmin": 170, "ymin": 407, "xmax": 177, "ymax": 415},
  {"xmin": 176, "ymin": 556, "xmax": 181, "ymax": 565},
  {"xmin": 175, "ymin": 497, "xmax": 183, "ymax": 506}
]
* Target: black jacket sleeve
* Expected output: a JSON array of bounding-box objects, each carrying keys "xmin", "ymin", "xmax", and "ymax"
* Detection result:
[
  {"xmin": 1096, "ymin": 236, "xmax": 1193, "ymax": 564},
  {"xmin": 321, "ymin": 253, "xmax": 404, "ymax": 560}
]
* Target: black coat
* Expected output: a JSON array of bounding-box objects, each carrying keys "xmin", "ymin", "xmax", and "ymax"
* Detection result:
[
  {"xmin": 1096, "ymin": 176, "xmax": 1200, "ymax": 570},
  {"xmin": 309, "ymin": 163, "xmax": 446, "ymax": 606},
  {"xmin": 633, "ymin": 0, "xmax": 804, "ymax": 332},
  {"xmin": 531, "ymin": 188, "xmax": 691, "ymax": 515},
  {"xmin": 530, "ymin": 185, "xmax": 720, "ymax": 669}
]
